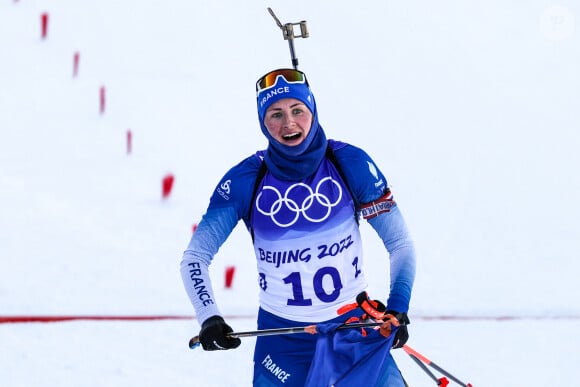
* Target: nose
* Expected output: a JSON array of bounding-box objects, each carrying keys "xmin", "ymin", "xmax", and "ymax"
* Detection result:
[{"xmin": 281, "ymin": 112, "xmax": 294, "ymax": 128}]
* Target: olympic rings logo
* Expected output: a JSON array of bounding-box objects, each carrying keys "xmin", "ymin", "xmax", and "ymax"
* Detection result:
[{"xmin": 255, "ymin": 177, "xmax": 343, "ymax": 227}]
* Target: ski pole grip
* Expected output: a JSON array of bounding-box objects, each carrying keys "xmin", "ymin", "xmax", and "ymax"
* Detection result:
[{"xmin": 356, "ymin": 291, "xmax": 386, "ymax": 320}]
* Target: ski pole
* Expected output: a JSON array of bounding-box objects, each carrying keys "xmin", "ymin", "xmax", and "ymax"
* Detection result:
[
  {"xmin": 189, "ymin": 321, "xmax": 383, "ymax": 349},
  {"xmin": 406, "ymin": 352, "xmax": 450, "ymax": 386},
  {"xmin": 403, "ymin": 345, "xmax": 473, "ymax": 387}
]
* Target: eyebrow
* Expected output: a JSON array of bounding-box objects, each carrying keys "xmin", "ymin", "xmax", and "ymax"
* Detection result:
[{"xmin": 269, "ymin": 103, "xmax": 305, "ymax": 111}]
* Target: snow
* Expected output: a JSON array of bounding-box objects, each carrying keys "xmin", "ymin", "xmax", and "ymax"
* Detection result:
[{"xmin": 1, "ymin": 0, "xmax": 579, "ymax": 386}]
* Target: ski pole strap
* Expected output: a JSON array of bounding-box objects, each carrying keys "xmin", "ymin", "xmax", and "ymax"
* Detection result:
[
  {"xmin": 336, "ymin": 301, "xmax": 358, "ymax": 315},
  {"xmin": 356, "ymin": 291, "xmax": 388, "ymax": 320}
]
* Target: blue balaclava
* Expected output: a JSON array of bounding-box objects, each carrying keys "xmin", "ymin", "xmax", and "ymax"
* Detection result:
[{"xmin": 256, "ymin": 70, "xmax": 327, "ymax": 181}]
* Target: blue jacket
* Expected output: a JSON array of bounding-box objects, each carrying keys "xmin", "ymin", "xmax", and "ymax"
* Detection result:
[{"xmin": 180, "ymin": 139, "xmax": 416, "ymax": 324}]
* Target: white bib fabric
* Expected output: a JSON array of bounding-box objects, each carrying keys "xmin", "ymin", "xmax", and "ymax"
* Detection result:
[{"xmin": 251, "ymin": 159, "xmax": 367, "ymax": 322}]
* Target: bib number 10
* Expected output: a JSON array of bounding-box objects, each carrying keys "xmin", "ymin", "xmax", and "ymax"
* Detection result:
[{"xmin": 283, "ymin": 267, "xmax": 343, "ymax": 306}]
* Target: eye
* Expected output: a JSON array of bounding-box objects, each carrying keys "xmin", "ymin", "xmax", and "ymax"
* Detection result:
[
  {"xmin": 292, "ymin": 108, "xmax": 304, "ymax": 115},
  {"xmin": 269, "ymin": 111, "xmax": 282, "ymax": 119}
]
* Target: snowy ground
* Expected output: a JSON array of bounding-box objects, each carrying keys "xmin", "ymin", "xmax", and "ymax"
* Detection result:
[
  {"xmin": 2, "ymin": 318, "xmax": 579, "ymax": 386},
  {"xmin": 1, "ymin": 0, "xmax": 579, "ymax": 386}
]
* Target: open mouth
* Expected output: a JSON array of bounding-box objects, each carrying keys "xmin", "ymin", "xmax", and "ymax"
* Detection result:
[{"xmin": 282, "ymin": 133, "xmax": 302, "ymax": 141}]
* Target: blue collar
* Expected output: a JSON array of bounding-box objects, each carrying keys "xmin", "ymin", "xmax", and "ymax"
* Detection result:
[{"xmin": 261, "ymin": 118, "xmax": 328, "ymax": 181}]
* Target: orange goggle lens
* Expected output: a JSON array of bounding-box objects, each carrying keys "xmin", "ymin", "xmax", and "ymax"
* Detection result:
[{"xmin": 256, "ymin": 69, "xmax": 307, "ymax": 92}]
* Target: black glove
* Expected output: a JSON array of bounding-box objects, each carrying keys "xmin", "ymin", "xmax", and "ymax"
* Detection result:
[
  {"xmin": 198, "ymin": 316, "xmax": 241, "ymax": 351},
  {"xmin": 386, "ymin": 311, "xmax": 410, "ymax": 349}
]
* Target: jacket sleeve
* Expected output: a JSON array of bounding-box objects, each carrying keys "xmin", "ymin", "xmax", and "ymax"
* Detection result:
[
  {"xmin": 180, "ymin": 206, "xmax": 238, "ymax": 324},
  {"xmin": 367, "ymin": 207, "xmax": 416, "ymax": 312},
  {"xmin": 332, "ymin": 142, "xmax": 416, "ymax": 312},
  {"xmin": 179, "ymin": 155, "xmax": 261, "ymax": 325}
]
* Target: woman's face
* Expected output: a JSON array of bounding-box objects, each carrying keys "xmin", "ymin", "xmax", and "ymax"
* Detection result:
[{"xmin": 263, "ymin": 98, "xmax": 313, "ymax": 147}]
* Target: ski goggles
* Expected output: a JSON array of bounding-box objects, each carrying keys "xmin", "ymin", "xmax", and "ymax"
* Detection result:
[{"xmin": 256, "ymin": 69, "xmax": 309, "ymax": 93}]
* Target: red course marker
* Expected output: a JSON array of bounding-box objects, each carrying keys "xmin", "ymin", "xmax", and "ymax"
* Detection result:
[
  {"xmin": 73, "ymin": 52, "xmax": 80, "ymax": 77},
  {"xmin": 99, "ymin": 86, "xmax": 106, "ymax": 114},
  {"xmin": 40, "ymin": 13, "xmax": 49, "ymax": 39},
  {"xmin": 225, "ymin": 266, "xmax": 236, "ymax": 288},
  {"xmin": 126, "ymin": 130, "xmax": 132, "ymax": 154},
  {"xmin": 162, "ymin": 174, "xmax": 175, "ymax": 199}
]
